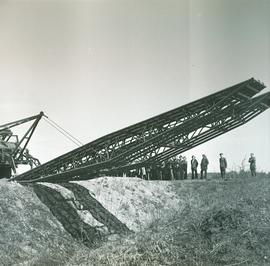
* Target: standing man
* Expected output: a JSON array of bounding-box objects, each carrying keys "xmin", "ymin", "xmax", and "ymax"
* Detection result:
[
  {"xmin": 248, "ymin": 153, "xmax": 256, "ymax": 177},
  {"xmin": 151, "ymin": 163, "xmax": 157, "ymax": 180},
  {"xmin": 219, "ymin": 153, "xmax": 227, "ymax": 179},
  {"xmin": 169, "ymin": 158, "xmax": 174, "ymax": 180},
  {"xmin": 182, "ymin": 156, "xmax": 188, "ymax": 179},
  {"xmin": 174, "ymin": 160, "xmax": 181, "ymax": 180},
  {"xmin": 156, "ymin": 163, "xmax": 162, "ymax": 180},
  {"xmin": 191, "ymin": 155, "xmax": 198, "ymax": 179},
  {"xmin": 161, "ymin": 161, "xmax": 166, "ymax": 180},
  {"xmin": 200, "ymin": 154, "xmax": 209, "ymax": 179},
  {"xmin": 164, "ymin": 160, "xmax": 171, "ymax": 180},
  {"xmin": 178, "ymin": 155, "xmax": 183, "ymax": 180},
  {"xmin": 146, "ymin": 165, "xmax": 152, "ymax": 180}
]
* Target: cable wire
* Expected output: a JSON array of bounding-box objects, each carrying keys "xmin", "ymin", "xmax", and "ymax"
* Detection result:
[
  {"xmin": 43, "ymin": 118, "xmax": 81, "ymax": 147},
  {"xmin": 42, "ymin": 117, "xmax": 83, "ymax": 147},
  {"xmin": 46, "ymin": 116, "xmax": 84, "ymax": 145}
]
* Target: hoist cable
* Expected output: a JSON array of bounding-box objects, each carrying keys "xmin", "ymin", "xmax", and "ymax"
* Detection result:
[
  {"xmin": 45, "ymin": 116, "xmax": 84, "ymax": 146},
  {"xmin": 43, "ymin": 117, "xmax": 81, "ymax": 147},
  {"xmin": 42, "ymin": 117, "xmax": 82, "ymax": 147}
]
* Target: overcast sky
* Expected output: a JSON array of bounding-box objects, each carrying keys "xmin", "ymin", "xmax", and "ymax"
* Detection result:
[{"xmin": 0, "ymin": 0, "xmax": 269, "ymax": 173}]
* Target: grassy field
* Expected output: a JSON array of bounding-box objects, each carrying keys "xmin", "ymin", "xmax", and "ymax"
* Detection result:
[
  {"xmin": 1, "ymin": 172, "xmax": 270, "ymax": 265},
  {"xmin": 67, "ymin": 172, "xmax": 270, "ymax": 266}
]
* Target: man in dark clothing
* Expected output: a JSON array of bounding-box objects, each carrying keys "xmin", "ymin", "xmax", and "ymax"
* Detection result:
[
  {"xmin": 200, "ymin": 154, "xmax": 209, "ymax": 179},
  {"xmin": 219, "ymin": 153, "xmax": 227, "ymax": 179},
  {"xmin": 171, "ymin": 157, "xmax": 178, "ymax": 180},
  {"xmin": 191, "ymin": 155, "xmax": 198, "ymax": 179},
  {"xmin": 168, "ymin": 159, "xmax": 174, "ymax": 180},
  {"xmin": 174, "ymin": 160, "xmax": 181, "ymax": 180},
  {"xmin": 165, "ymin": 160, "xmax": 171, "ymax": 180},
  {"xmin": 151, "ymin": 163, "xmax": 157, "ymax": 180},
  {"xmin": 182, "ymin": 156, "xmax": 188, "ymax": 179},
  {"xmin": 248, "ymin": 153, "xmax": 256, "ymax": 177},
  {"xmin": 156, "ymin": 163, "xmax": 162, "ymax": 180},
  {"xmin": 161, "ymin": 161, "xmax": 166, "ymax": 180},
  {"xmin": 178, "ymin": 155, "xmax": 183, "ymax": 180},
  {"xmin": 146, "ymin": 165, "xmax": 152, "ymax": 180}
]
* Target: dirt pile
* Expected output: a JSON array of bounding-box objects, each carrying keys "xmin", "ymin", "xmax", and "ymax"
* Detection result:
[
  {"xmin": 0, "ymin": 179, "xmax": 81, "ymax": 266},
  {"xmin": 75, "ymin": 176, "xmax": 182, "ymax": 231},
  {"xmin": 0, "ymin": 176, "xmax": 182, "ymax": 265}
]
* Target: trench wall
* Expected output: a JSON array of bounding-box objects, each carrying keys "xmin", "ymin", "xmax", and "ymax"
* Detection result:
[{"xmin": 31, "ymin": 182, "xmax": 130, "ymax": 247}]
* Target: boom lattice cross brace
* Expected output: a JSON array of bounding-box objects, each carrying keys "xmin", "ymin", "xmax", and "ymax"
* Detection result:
[{"xmin": 15, "ymin": 78, "xmax": 270, "ymax": 183}]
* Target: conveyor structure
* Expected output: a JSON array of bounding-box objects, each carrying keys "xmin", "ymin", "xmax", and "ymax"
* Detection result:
[{"xmin": 14, "ymin": 78, "xmax": 270, "ymax": 183}]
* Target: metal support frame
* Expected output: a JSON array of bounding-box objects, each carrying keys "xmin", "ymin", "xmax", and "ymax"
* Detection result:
[
  {"xmin": 14, "ymin": 78, "xmax": 270, "ymax": 183},
  {"xmin": 12, "ymin": 113, "xmax": 43, "ymax": 161},
  {"xmin": 0, "ymin": 112, "xmax": 44, "ymax": 169}
]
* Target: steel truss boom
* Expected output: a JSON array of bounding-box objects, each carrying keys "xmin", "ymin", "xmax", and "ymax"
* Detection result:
[
  {"xmin": 18, "ymin": 91, "xmax": 270, "ymax": 183},
  {"xmin": 15, "ymin": 78, "xmax": 270, "ymax": 183}
]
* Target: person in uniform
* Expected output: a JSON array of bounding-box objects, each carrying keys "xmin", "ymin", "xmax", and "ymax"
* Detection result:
[
  {"xmin": 168, "ymin": 159, "xmax": 174, "ymax": 180},
  {"xmin": 146, "ymin": 165, "xmax": 152, "ymax": 180},
  {"xmin": 151, "ymin": 163, "xmax": 157, "ymax": 180},
  {"xmin": 170, "ymin": 157, "xmax": 177, "ymax": 180},
  {"xmin": 156, "ymin": 163, "xmax": 162, "ymax": 180},
  {"xmin": 161, "ymin": 161, "xmax": 166, "ymax": 180},
  {"xmin": 200, "ymin": 154, "xmax": 209, "ymax": 179},
  {"xmin": 182, "ymin": 156, "xmax": 188, "ymax": 179},
  {"xmin": 219, "ymin": 153, "xmax": 227, "ymax": 179},
  {"xmin": 191, "ymin": 155, "xmax": 198, "ymax": 179},
  {"xmin": 174, "ymin": 159, "xmax": 181, "ymax": 180},
  {"xmin": 248, "ymin": 153, "xmax": 256, "ymax": 177},
  {"xmin": 164, "ymin": 160, "xmax": 171, "ymax": 180},
  {"xmin": 178, "ymin": 155, "xmax": 183, "ymax": 180}
]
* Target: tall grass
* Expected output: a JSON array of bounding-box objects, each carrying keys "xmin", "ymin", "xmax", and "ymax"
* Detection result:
[{"xmin": 67, "ymin": 174, "xmax": 270, "ymax": 266}]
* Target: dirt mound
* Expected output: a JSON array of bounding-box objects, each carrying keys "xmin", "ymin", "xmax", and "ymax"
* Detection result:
[
  {"xmin": 75, "ymin": 176, "xmax": 182, "ymax": 231},
  {"xmin": 0, "ymin": 179, "xmax": 82, "ymax": 266},
  {"xmin": 0, "ymin": 176, "xmax": 181, "ymax": 265}
]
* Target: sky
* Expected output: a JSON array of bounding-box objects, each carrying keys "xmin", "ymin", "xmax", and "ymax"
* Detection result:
[{"xmin": 0, "ymin": 0, "xmax": 269, "ymax": 173}]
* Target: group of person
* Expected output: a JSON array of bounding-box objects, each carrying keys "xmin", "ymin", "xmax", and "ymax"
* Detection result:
[
  {"xmin": 125, "ymin": 153, "xmax": 257, "ymax": 180},
  {"xmin": 127, "ymin": 154, "xmax": 210, "ymax": 180},
  {"xmin": 218, "ymin": 153, "xmax": 256, "ymax": 179}
]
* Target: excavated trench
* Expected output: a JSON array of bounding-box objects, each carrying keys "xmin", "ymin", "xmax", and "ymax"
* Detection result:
[{"xmin": 31, "ymin": 182, "xmax": 131, "ymax": 248}]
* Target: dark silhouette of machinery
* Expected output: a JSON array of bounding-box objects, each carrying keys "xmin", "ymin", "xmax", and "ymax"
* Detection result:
[
  {"xmin": 8, "ymin": 78, "xmax": 270, "ymax": 183},
  {"xmin": 0, "ymin": 112, "xmax": 44, "ymax": 178}
]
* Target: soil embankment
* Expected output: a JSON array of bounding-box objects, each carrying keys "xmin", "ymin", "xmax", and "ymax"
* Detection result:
[
  {"xmin": 1, "ymin": 174, "xmax": 270, "ymax": 265},
  {"xmin": 0, "ymin": 176, "xmax": 181, "ymax": 265},
  {"xmin": 0, "ymin": 179, "xmax": 77, "ymax": 265}
]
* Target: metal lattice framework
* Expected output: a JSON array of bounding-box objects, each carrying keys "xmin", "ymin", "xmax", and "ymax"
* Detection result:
[
  {"xmin": 0, "ymin": 112, "xmax": 44, "ymax": 173},
  {"xmin": 15, "ymin": 78, "xmax": 270, "ymax": 183}
]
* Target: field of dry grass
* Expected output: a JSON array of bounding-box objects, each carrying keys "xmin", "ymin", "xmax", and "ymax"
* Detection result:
[
  {"xmin": 67, "ymin": 172, "xmax": 270, "ymax": 266},
  {"xmin": 1, "ymin": 172, "xmax": 270, "ymax": 265}
]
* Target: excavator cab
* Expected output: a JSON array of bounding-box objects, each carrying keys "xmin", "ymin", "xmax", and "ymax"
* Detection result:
[{"xmin": 0, "ymin": 112, "xmax": 44, "ymax": 179}]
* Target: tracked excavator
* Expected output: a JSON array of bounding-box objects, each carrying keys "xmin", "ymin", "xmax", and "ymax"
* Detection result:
[{"xmin": 2, "ymin": 78, "xmax": 270, "ymax": 183}]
